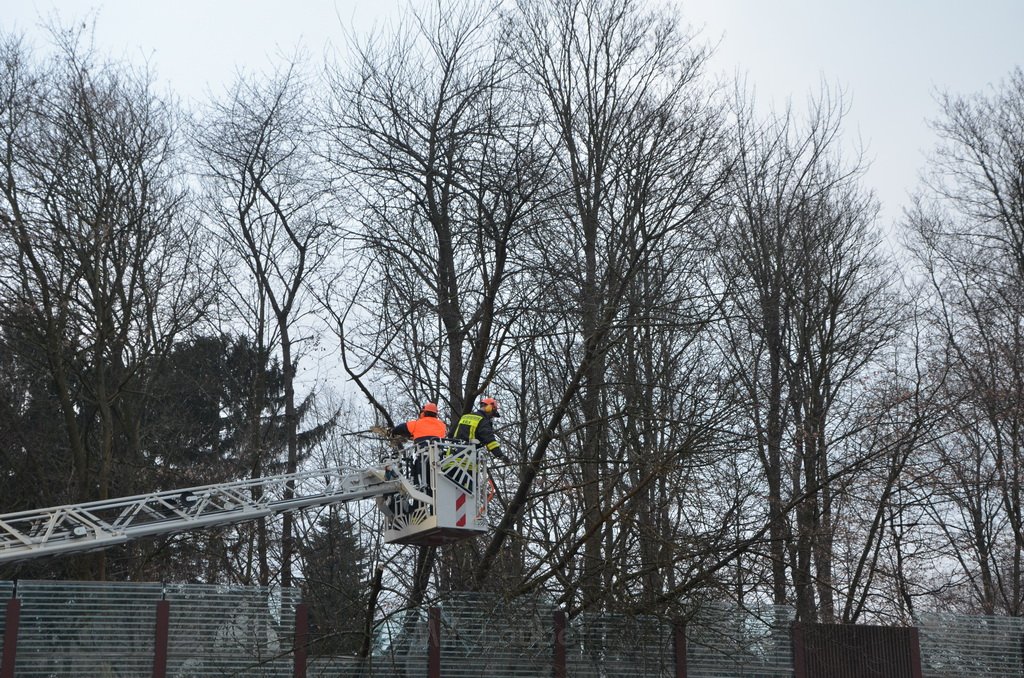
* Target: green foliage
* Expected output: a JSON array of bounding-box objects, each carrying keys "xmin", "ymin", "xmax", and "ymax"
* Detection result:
[
  {"xmin": 0, "ymin": 312, "xmax": 73, "ymax": 512},
  {"xmin": 301, "ymin": 513, "xmax": 372, "ymax": 656},
  {"xmin": 140, "ymin": 333, "xmax": 290, "ymax": 484}
]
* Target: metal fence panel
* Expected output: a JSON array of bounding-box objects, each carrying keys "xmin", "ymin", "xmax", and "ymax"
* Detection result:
[
  {"xmin": 12, "ymin": 580, "xmax": 163, "ymax": 677},
  {"xmin": 438, "ymin": 593, "xmax": 554, "ymax": 678},
  {"xmin": 164, "ymin": 582, "xmax": 299, "ymax": 677},
  {"xmin": 0, "ymin": 580, "xmax": 299, "ymax": 677},
  {"xmin": 798, "ymin": 623, "xmax": 918, "ymax": 677},
  {"xmin": 11, "ymin": 580, "xmax": 1024, "ymax": 677},
  {"xmin": 300, "ymin": 601, "xmax": 446, "ymax": 677},
  {"xmin": 567, "ymin": 613, "xmax": 674, "ymax": 677},
  {"xmin": 918, "ymin": 612, "xmax": 1024, "ymax": 678},
  {"xmin": 308, "ymin": 655, "xmax": 374, "ymax": 677},
  {"xmin": 686, "ymin": 604, "xmax": 794, "ymax": 677},
  {"xmin": 0, "ymin": 580, "xmax": 11, "ymax": 645},
  {"xmin": 306, "ymin": 631, "xmax": 428, "ymax": 678},
  {"xmin": 350, "ymin": 606, "xmax": 431, "ymax": 678}
]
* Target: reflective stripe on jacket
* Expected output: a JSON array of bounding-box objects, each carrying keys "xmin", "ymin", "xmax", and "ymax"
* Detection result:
[{"xmin": 453, "ymin": 412, "xmax": 500, "ymax": 453}]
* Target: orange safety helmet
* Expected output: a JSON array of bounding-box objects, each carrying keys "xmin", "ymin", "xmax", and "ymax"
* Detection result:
[
  {"xmin": 480, "ymin": 397, "xmax": 499, "ymax": 417},
  {"xmin": 421, "ymin": 402, "xmax": 439, "ymax": 416}
]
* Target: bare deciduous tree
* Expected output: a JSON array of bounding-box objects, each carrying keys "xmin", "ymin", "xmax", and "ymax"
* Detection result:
[
  {"xmin": 481, "ymin": 0, "xmax": 730, "ymax": 612},
  {"xmin": 720, "ymin": 87, "xmax": 901, "ymax": 620},
  {"xmin": 0, "ymin": 27, "xmax": 213, "ymax": 577},
  {"xmin": 196, "ymin": 59, "xmax": 339, "ymax": 588},
  {"xmin": 905, "ymin": 67, "xmax": 1024, "ymax": 615},
  {"xmin": 320, "ymin": 1, "xmax": 545, "ymax": 602}
]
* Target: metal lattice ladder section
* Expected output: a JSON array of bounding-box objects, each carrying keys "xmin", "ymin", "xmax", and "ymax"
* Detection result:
[{"xmin": 0, "ymin": 463, "xmax": 410, "ymax": 564}]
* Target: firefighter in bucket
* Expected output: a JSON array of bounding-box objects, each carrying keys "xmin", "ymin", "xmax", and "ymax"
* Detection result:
[
  {"xmin": 452, "ymin": 397, "xmax": 505, "ymax": 461},
  {"xmin": 390, "ymin": 402, "xmax": 447, "ymax": 493},
  {"xmin": 444, "ymin": 396, "xmax": 505, "ymax": 490}
]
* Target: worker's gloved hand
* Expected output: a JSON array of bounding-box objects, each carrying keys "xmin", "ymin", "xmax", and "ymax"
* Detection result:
[
  {"xmin": 369, "ymin": 425, "xmax": 390, "ymax": 437},
  {"xmin": 491, "ymin": 450, "xmax": 509, "ymax": 463}
]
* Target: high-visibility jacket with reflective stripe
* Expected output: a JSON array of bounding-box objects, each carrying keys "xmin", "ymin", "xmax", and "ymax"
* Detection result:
[{"xmin": 452, "ymin": 411, "xmax": 501, "ymax": 455}]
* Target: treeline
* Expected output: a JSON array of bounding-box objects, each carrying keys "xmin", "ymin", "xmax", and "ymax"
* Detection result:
[{"xmin": 1, "ymin": 0, "xmax": 1023, "ymax": 643}]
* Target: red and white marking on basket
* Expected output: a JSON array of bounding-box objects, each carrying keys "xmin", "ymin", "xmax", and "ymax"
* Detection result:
[{"xmin": 455, "ymin": 493, "xmax": 467, "ymax": 527}]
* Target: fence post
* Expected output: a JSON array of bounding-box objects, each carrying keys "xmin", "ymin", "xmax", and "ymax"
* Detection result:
[
  {"xmin": 791, "ymin": 622, "xmax": 806, "ymax": 678},
  {"xmin": 293, "ymin": 603, "xmax": 308, "ymax": 678},
  {"xmin": 553, "ymin": 610, "xmax": 567, "ymax": 678},
  {"xmin": 673, "ymin": 621, "xmax": 686, "ymax": 678},
  {"xmin": 1, "ymin": 589, "xmax": 20, "ymax": 678},
  {"xmin": 909, "ymin": 626, "xmax": 924, "ymax": 678},
  {"xmin": 428, "ymin": 606, "xmax": 441, "ymax": 678},
  {"xmin": 152, "ymin": 598, "xmax": 170, "ymax": 678}
]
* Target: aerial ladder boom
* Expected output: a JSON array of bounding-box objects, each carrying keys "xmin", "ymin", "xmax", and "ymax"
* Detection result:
[{"xmin": 0, "ymin": 440, "xmax": 489, "ymax": 565}]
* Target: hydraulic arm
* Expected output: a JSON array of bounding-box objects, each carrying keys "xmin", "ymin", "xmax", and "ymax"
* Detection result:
[
  {"xmin": 0, "ymin": 463, "xmax": 410, "ymax": 564},
  {"xmin": 0, "ymin": 440, "xmax": 489, "ymax": 565}
]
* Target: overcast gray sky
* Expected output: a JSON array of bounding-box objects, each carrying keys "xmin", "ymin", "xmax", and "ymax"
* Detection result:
[
  {"xmin": 685, "ymin": 1, "xmax": 1024, "ymax": 232},
  {"xmin": 3, "ymin": 0, "xmax": 1023, "ymax": 232}
]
